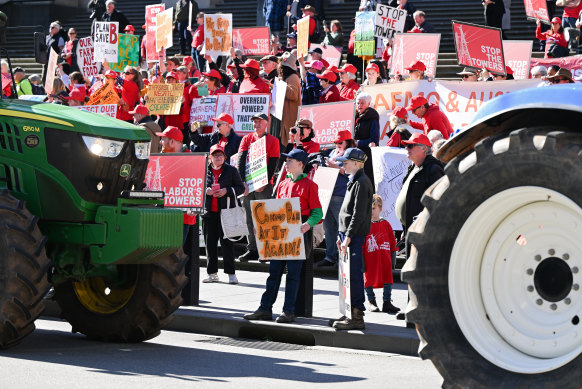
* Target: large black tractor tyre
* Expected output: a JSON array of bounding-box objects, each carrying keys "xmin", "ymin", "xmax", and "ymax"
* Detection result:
[
  {"xmin": 0, "ymin": 190, "xmax": 51, "ymax": 348},
  {"xmin": 402, "ymin": 128, "xmax": 582, "ymax": 388},
  {"xmin": 54, "ymin": 249, "xmax": 188, "ymax": 342}
]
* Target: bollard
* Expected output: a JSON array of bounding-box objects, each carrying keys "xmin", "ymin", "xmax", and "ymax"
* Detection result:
[{"xmin": 181, "ymin": 217, "xmax": 200, "ymax": 306}]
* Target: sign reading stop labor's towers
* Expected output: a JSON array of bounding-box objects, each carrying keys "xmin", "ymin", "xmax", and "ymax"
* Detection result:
[
  {"xmin": 94, "ymin": 22, "xmax": 119, "ymax": 63},
  {"xmin": 453, "ymin": 21, "xmax": 506, "ymax": 75}
]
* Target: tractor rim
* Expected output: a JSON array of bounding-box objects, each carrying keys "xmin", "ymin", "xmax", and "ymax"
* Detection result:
[
  {"xmin": 73, "ymin": 274, "xmax": 137, "ymax": 315},
  {"xmin": 449, "ymin": 186, "xmax": 582, "ymax": 374}
]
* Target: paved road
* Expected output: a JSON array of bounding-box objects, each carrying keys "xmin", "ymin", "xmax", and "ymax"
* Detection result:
[{"xmin": 1, "ymin": 319, "xmax": 443, "ymax": 388}]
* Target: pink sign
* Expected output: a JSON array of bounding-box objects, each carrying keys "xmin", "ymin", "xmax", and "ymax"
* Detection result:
[
  {"xmin": 297, "ymin": 100, "xmax": 355, "ymax": 146},
  {"xmin": 232, "ymin": 27, "xmax": 271, "ymax": 56},
  {"xmin": 530, "ymin": 56, "xmax": 582, "ymax": 79},
  {"xmin": 453, "ymin": 21, "xmax": 506, "ymax": 75},
  {"xmin": 146, "ymin": 4, "xmax": 165, "ymax": 62},
  {"xmin": 307, "ymin": 44, "xmax": 343, "ymax": 68},
  {"xmin": 524, "ymin": 0, "xmax": 550, "ymax": 23},
  {"xmin": 502, "ymin": 40, "xmax": 532, "ymax": 80},
  {"xmin": 390, "ymin": 33, "xmax": 441, "ymax": 78}
]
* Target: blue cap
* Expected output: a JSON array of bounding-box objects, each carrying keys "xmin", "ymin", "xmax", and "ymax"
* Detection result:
[
  {"xmin": 335, "ymin": 148, "xmax": 367, "ymax": 163},
  {"xmin": 287, "ymin": 32, "xmax": 297, "ymax": 39},
  {"xmin": 282, "ymin": 148, "xmax": 309, "ymax": 165}
]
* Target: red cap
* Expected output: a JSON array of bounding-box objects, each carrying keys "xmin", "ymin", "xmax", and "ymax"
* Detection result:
[
  {"xmin": 226, "ymin": 63, "xmax": 237, "ymax": 69},
  {"xmin": 402, "ymin": 132, "xmax": 432, "ymax": 147},
  {"xmin": 104, "ymin": 70, "xmax": 118, "ymax": 79},
  {"xmin": 210, "ymin": 144, "xmax": 226, "ymax": 155},
  {"xmin": 551, "ymin": 17, "xmax": 561, "ymax": 24},
  {"xmin": 327, "ymin": 65, "xmax": 339, "ymax": 73},
  {"xmin": 366, "ymin": 63, "xmax": 380, "ymax": 73},
  {"xmin": 166, "ymin": 71, "xmax": 178, "ymax": 79},
  {"xmin": 202, "ymin": 69, "xmax": 222, "ymax": 79},
  {"xmin": 505, "ymin": 66, "xmax": 513, "ymax": 75},
  {"xmin": 405, "ymin": 60, "xmax": 426, "ymax": 72},
  {"xmin": 406, "ymin": 95, "xmax": 428, "ymax": 111},
  {"xmin": 391, "ymin": 107, "xmax": 408, "ymax": 119},
  {"xmin": 141, "ymin": 24, "xmax": 146, "ymax": 29},
  {"xmin": 182, "ymin": 56, "xmax": 194, "ymax": 65},
  {"xmin": 316, "ymin": 70, "xmax": 337, "ymax": 82},
  {"xmin": 338, "ymin": 64, "xmax": 357, "ymax": 74},
  {"xmin": 124, "ymin": 25, "xmax": 135, "ymax": 32},
  {"xmin": 333, "ymin": 130, "xmax": 352, "ymax": 143},
  {"xmin": 66, "ymin": 88, "xmax": 86, "ymax": 102},
  {"xmin": 240, "ymin": 59, "xmax": 261, "ymax": 70},
  {"xmin": 211, "ymin": 113, "xmax": 234, "ymax": 125},
  {"xmin": 129, "ymin": 103, "xmax": 149, "ymax": 115},
  {"xmin": 155, "ymin": 126, "xmax": 183, "ymax": 142}
]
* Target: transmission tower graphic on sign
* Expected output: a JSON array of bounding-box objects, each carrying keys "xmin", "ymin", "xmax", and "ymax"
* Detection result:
[
  {"xmin": 392, "ymin": 35, "xmax": 404, "ymax": 75},
  {"xmin": 456, "ymin": 26, "xmax": 471, "ymax": 66},
  {"xmin": 145, "ymin": 158, "xmax": 162, "ymax": 191},
  {"xmin": 233, "ymin": 29, "xmax": 243, "ymax": 51}
]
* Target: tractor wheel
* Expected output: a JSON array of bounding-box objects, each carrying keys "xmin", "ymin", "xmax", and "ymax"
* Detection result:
[
  {"xmin": 402, "ymin": 128, "xmax": 582, "ymax": 388},
  {"xmin": 54, "ymin": 249, "xmax": 187, "ymax": 342},
  {"xmin": 0, "ymin": 190, "xmax": 51, "ymax": 348}
]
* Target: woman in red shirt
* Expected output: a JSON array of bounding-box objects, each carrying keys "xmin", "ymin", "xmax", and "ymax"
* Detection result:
[
  {"xmin": 238, "ymin": 59, "xmax": 271, "ymax": 94},
  {"xmin": 117, "ymin": 66, "xmax": 142, "ymax": 122},
  {"xmin": 536, "ymin": 18, "xmax": 568, "ymax": 58}
]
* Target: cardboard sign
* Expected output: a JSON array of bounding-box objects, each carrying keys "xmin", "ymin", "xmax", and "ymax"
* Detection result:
[
  {"xmin": 251, "ymin": 198, "xmax": 306, "ymax": 260},
  {"xmin": 190, "ymin": 96, "xmax": 218, "ymax": 126},
  {"xmin": 232, "ymin": 27, "xmax": 271, "ymax": 56},
  {"xmin": 146, "ymin": 83, "xmax": 185, "ymax": 115},
  {"xmin": 94, "ymin": 22, "xmax": 119, "ymax": 63},
  {"xmin": 502, "ymin": 40, "xmax": 532, "ymax": 80},
  {"xmin": 375, "ymin": 4, "xmax": 407, "ymax": 39},
  {"xmin": 110, "ymin": 34, "xmax": 140, "ymax": 72},
  {"xmin": 338, "ymin": 248, "xmax": 352, "ymax": 319},
  {"xmin": 214, "ymin": 93, "xmax": 270, "ymax": 135},
  {"xmin": 307, "ymin": 44, "xmax": 343, "ymax": 67},
  {"xmin": 297, "ymin": 100, "xmax": 355, "ymax": 147},
  {"xmin": 86, "ymin": 82, "xmax": 119, "ymax": 106},
  {"xmin": 524, "ymin": 0, "xmax": 550, "ymax": 23},
  {"xmin": 44, "ymin": 48, "xmax": 58, "ymax": 94},
  {"xmin": 453, "ymin": 21, "xmax": 506, "ymax": 75},
  {"xmin": 241, "ymin": 135, "xmax": 268, "ymax": 192},
  {"xmin": 371, "ymin": 147, "xmax": 411, "ymax": 230},
  {"xmin": 355, "ymin": 11, "xmax": 376, "ymax": 57},
  {"xmin": 77, "ymin": 37, "xmax": 101, "ymax": 77},
  {"xmin": 390, "ymin": 33, "xmax": 441, "ymax": 78},
  {"xmin": 312, "ymin": 167, "xmax": 340, "ymax": 217},
  {"xmin": 297, "ymin": 16, "xmax": 310, "ymax": 57},
  {"xmin": 76, "ymin": 104, "xmax": 117, "ymax": 118},
  {"xmin": 270, "ymin": 78, "xmax": 286, "ymax": 120},
  {"xmin": 156, "ymin": 7, "xmax": 174, "ymax": 51},
  {"xmin": 145, "ymin": 153, "xmax": 208, "ymax": 213},
  {"xmin": 204, "ymin": 14, "xmax": 233, "ymax": 59},
  {"xmin": 146, "ymin": 4, "xmax": 165, "ymax": 62},
  {"xmin": 530, "ymin": 55, "xmax": 582, "ymax": 79}
]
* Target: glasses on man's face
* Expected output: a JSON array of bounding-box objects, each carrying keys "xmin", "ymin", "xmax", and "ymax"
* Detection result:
[
  {"xmin": 216, "ymin": 122, "xmax": 227, "ymax": 127},
  {"xmin": 405, "ymin": 144, "xmax": 419, "ymax": 149},
  {"xmin": 551, "ymin": 77, "xmax": 569, "ymax": 84},
  {"xmin": 461, "ymin": 75, "xmax": 472, "ymax": 79}
]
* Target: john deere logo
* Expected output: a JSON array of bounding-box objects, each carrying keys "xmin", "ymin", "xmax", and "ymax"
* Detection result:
[{"xmin": 120, "ymin": 164, "xmax": 131, "ymax": 177}]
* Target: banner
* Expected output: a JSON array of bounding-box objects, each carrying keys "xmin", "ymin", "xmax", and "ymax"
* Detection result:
[
  {"xmin": 190, "ymin": 96, "xmax": 218, "ymax": 126},
  {"xmin": 297, "ymin": 100, "xmax": 355, "ymax": 146},
  {"xmin": 44, "ymin": 48, "xmax": 58, "ymax": 94},
  {"xmin": 204, "ymin": 13, "xmax": 233, "ymax": 59},
  {"xmin": 76, "ymin": 37, "xmax": 100, "ymax": 77},
  {"xmin": 375, "ymin": 4, "xmax": 407, "ymax": 39},
  {"xmin": 355, "ymin": 11, "xmax": 376, "ymax": 57},
  {"xmin": 390, "ymin": 33, "xmax": 441, "ymax": 78},
  {"xmin": 338, "ymin": 248, "xmax": 351, "ymax": 319},
  {"xmin": 232, "ymin": 27, "xmax": 271, "ymax": 56},
  {"xmin": 146, "ymin": 4, "xmax": 165, "ymax": 62},
  {"xmin": 307, "ymin": 44, "xmax": 343, "ymax": 67},
  {"xmin": 110, "ymin": 33, "xmax": 140, "ymax": 72},
  {"xmin": 76, "ymin": 104, "xmax": 117, "ymax": 118},
  {"xmin": 312, "ymin": 167, "xmax": 340, "ymax": 217},
  {"xmin": 502, "ymin": 40, "xmax": 532, "ymax": 80},
  {"xmin": 452, "ymin": 21, "xmax": 506, "ymax": 75},
  {"xmin": 215, "ymin": 93, "xmax": 270, "ymax": 135},
  {"xmin": 250, "ymin": 198, "xmax": 306, "ymax": 260},
  {"xmin": 361, "ymin": 79, "xmax": 540, "ymax": 145},
  {"xmin": 270, "ymin": 78, "xmax": 286, "ymax": 120},
  {"xmin": 94, "ymin": 22, "xmax": 119, "ymax": 63},
  {"xmin": 530, "ymin": 55, "xmax": 582, "ymax": 79},
  {"xmin": 297, "ymin": 16, "xmax": 310, "ymax": 58},
  {"xmin": 146, "ymin": 83, "xmax": 185, "ymax": 115},
  {"xmin": 156, "ymin": 7, "xmax": 174, "ymax": 51},
  {"xmin": 231, "ymin": 135, "xmax": 268, "ymax": 193},
  {"xmin": 145, "ymin": 153, "xmax": 208, "ymax": 213},
  {"xmin": 86, "ymin": 82, "xmax": 120, "ymax": 106},
  {"xmin": 371, "ymin": 147, "xmax": 411, "ymax": 230},
  {"xmin": 524, "ymin": 0, "xmax": 550, "ymax": 23}
]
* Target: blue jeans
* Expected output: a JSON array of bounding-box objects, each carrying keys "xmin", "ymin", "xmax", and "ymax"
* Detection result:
[
  {"xmin": 339, "ymin": 232, "xmax": 366, "ymax": 311},
  {"xmin": 563, "ymin": 17, "xmax": 577, "ymax": 29},
  {"xmin": 259, "ymin": 259, "xmax": 304, "ymax": 314},
  {"xmin": 192, "ymin": 48, "xmax": 206, "ymax": 72},
  {"xmin": 323, "ymin": 195, "xmax": 344, "ymax": 263},
  {"xmin": 365, "ymin": 284, "xmax": 392, "ymax": 302}
]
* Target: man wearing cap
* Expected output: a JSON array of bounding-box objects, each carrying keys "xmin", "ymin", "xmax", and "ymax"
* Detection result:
[
  {"xmin": 329, "ymin": 147, "xmax": 373, "ymax": 330},
  {"xmin": 237, "ymin": 113, "xmax": 281, "ymax": 262},
  {"xmin": 190, "ymin": 113, "xmax": 242, "ymax": 161},
  {"xmin": 338, "ymin": 64, "xmax": 360, "ymax": 101},
  {"xmin": 124, "ymin": 25, "xmax": 135, "ymax": 35},
  {"xmin": 317, "ymin": 70, "xmax": 341, "ymax": 103},
  {"xmin": 158, "ymin": 72, "xmax": 190, "ymax": 136},
  {"xmin": 13, "ymin": 67, "xmax": 33, "ymax": 97},
  {"xmin": 406, "ymin": 94, "xmax": 453, "ymax": 139},
  {"xmin": 130, "ymin": 103, "xmax": 161, "ymax": 153},
  {"xmin": 363, "ymin": 63, "xmax": 384, "ymax": 86},
  {"xmin": 457, "ymin": 67, "xmax": 478, "ymax": 81},
  {"xmin": 102, "ymin": 0, "xmax": 130, "ymax": 32},
  {"xmin": 239, "ymin": 59, "xmax": 271, "ymax": 94},
  {"xmin": 405, "ymin": 60, "xmax": 427, "ymax": 81},
  {"xmin": 548, "ymin": 67, "xmax": 575, "ymax": 84},
  {"xmin": 308, "ymin": 47, "xmax": 329, "ymax": 69},
  {"xmin": 298, "ymin": 57, "xmax": 323, "ymax": 105},
  {"xmin": 279, "ymin": 32, "xmax": 298, "ymax": 53},
  {"xmin": 386, "ymin": 107, "xmax": 417, "ymax": 148},
  {"xmin": 244, "ymin": 148, "xmax": 322, "ymax": 323},
  {"xmin": 286, "ymin": 119, "xmax": 321, "ymax": 155},
  {"xmin": 182, "ymin": 56, "xmax": 201, "ymax": 79},
  {"xmin": 492, "ymin": 66, "xmax": 514, "ymax": 81},
  {"xmin": 65, "ymin": 88, "xmax": 87, "ymax": 107},
  {"xmin": 260, "ymin": 55, "xmax": 279, "ymax": 83}
]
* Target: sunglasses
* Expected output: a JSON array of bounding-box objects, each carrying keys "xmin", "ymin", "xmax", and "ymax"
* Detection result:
[
  {"xmin": 405, "ymin": 144, "xmax": 420, "ymax": 149},
  {"xmin": 69, "ymin": 32, "xmax": 77, "ymax": 35},
  {"xmin": 124, "ymin": 71, "xmax": 133, "ymax": 75},
  {"xmin": 551, "ymin": 77, "xmax": 569, "ymax": 83},
  {"xmin": 461, "ymin": 74, "xmax": 474, "ymax": 79}
]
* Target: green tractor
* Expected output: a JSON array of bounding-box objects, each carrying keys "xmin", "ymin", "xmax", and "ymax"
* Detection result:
[{"xmin": 0, "ymin": 97, "xmax": 187, "ymax": 348}]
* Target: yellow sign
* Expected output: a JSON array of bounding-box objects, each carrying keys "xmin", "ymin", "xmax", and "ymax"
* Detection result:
[
  {"xmin": 297, "ymin": 17, "xmax": 310, "ymax": 58},
  {"xmin": 146, "ymin": 83, "xmax": 185, "ymax": 115},
  {"xmin": 204, "ymin": 14, "xmax": 232, "ymax": 59},
  {"xmin": 86, "ymin": 82, "xmax": 119, "ymax": 106}
]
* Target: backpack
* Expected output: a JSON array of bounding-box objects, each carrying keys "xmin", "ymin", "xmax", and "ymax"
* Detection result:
[{"xmin": 31, "ymin": 83, "xmax": 46, "ymax": 95}]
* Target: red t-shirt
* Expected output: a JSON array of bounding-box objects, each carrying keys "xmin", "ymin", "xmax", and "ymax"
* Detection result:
[
  {"xmin": 192, "ymin": 25, "xmax": 204, "ymax": 47},
  {"xmin": 239, "ymin": 77, "xmax": 271, "ymax": 94},
  {"xmin": 363, "ymin": 219, "xmax": 397, "ymax": 287},
  {"xmin": 319, "ymin": 85, "xmax": 341, "ymax": 104},
  {"xmin": 276, "ymin": 175, "xmax": 321, "ymax": 216},
  {"xmin": 117, "ymin": 79, "xmax": 140, "ymax": 121},
  {"xmin": 210, "ymin": 166, "xmax": 223, "ymax": 212},
  {"xmin": 563, "ymin": 3, "xmax": 582, "ymax": 18},
  {"xmin": 339, "ymin": 79, "xmax": 360, "ymax": 101},
  {"xmin": 238, "ymin": 132, "xmax": 280, "ymax": 159}
]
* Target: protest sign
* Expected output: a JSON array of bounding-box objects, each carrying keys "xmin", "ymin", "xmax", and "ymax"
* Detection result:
[
  {"xmin": 146, "ymin": 4, "xmax": 165, "ymax": 62},
  {"xmin": 361, "ymin": 79, "xmax": 540, "ymax": 145},
  {"xmin": 390, "ymin": 33, "xmax": 441, "ymax": 78},
  {"xmin": 524, "ymin": 0, "xmax": 550, "ymax": 23},
  {"xmin": 76, "ymin": 104, "xmax": 117, "ymax": 118},
  {"xmin": 215, "ymin": 93, "xmax": 270, "ymax": 135},
  {"xmin": 530, "ymin": 55, "xmax": 582, "ymax": 79},
  {"xmin": 110, "ymin": 33, "xmax": 140, "ymax": 72},
  {"xmin": 86, "ymin": 82, "xmax": 120, "ymax": 106},
  {"xmin": 76, "ymin": 37, "xmax": 101, "ymax": 77},
  {"xmin": 312, "ymin": 167, "xmax": 340, "ymax": 217},
  {"xmin": 94, "ymin": 22, "xmax": 119, "ymax": 63},
  {"xmin": 375, "ymin": 4, "xmax": 407, "ymax": 39},
  {"xmin": 145, "ymin": 153, "xmax": 208, "ymax": 213},
  {"xmin": 190, "ymin": 96, "xmax": 218, "ymax": 126},
  {"xmin": 502, "ymin": 40, "xmax": 532, "ymax": 80},
  {"xmin": 371, "ymin": 147, "xmax": 411, "ymax": 230},
  {"xmin": 156, "ymin": 7, "xmax": 174, "ymax": 51},
  {"xmin": 270, "ymin": 78, "xmax": 286, "ymax": 120},
  {"xmin": 297, "ymin": 16, "xmax": 310, "ymax": 58},
  {"xmin": 452, "ymin": 21, "xmax": 506, "ymax": 75},
  {"xmin": 355, "ymin": 11, "xmax": 376, "ymax": 57},
  {"xmin": 338, "ymin": 248, "xmax": 351, "ymax": 319},
  {"xmin": 204, "ymin": 14, "xmax": 233, "ymax": 59},
  {"xmin": 307, "ymin": 44, "xmax": 343, "ymax": 67},
  {"xmin": 244, "ymin": 135, "xmax": 268, "ymax": 192},
  {"xmin": 297, "ymin": 100, "xmax": 355, "ymax": 147},
  {"xmin": 232, "ymin": 27, "xmax": 271, "ymax": 56},
  {"xmin": 146, "ymin": 83, "xmax": 185, "ymax": 115},
  {"xmin": 1, "ymin": 73, "xmax": 10, "ymax": 91},
  {"xmin": 44, "ymin": 48, "xmax": 58, "ymax": 94},
  {"xmin": 250, "ymin": 198, "xmax": 306, "ymax": 260}
]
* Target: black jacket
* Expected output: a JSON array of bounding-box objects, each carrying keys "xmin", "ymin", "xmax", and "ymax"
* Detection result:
[
  {"xmin": 102, "ymin": 9, "xmax": 130, "ymax": 32},
  {"xmin": 189, "ymin": 129, "xmax": 242, "ymax": 161},
  {"xmin": 338, "ymin": 168, "xmax": 374, "ymax": 238},
  {"xmin": 204, "ymin": 163, "xmax": 245, "ymax": 213}
]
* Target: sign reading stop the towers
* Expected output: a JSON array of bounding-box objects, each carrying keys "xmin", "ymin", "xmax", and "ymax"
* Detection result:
[{"xmin": 452, "ymin": 21, "xmax": 506, "ymax": 75}]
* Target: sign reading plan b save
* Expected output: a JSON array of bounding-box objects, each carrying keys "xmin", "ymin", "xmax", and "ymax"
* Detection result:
[{"xmin": 94, "ymin": 22, "xmax": 119, "ymax": 63}]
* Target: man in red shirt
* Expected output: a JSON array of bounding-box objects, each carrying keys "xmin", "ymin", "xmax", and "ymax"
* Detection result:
[
  {"xmin": 239, "ymin": 59, "xmax": 271, "ymax": 94},
  {"xmin": 406, "ymin": 95, "xmax": 453, "ymax": 139},
  {"xmin": 317, "ymin": 70, "xmax": 341, "ymax": 103},
  {"xmin": 237, "ymin": 113, "xmax": 281, "ymax": 262},
  {"xmin": 338, "ymin": 64, "xmax": 360, "ymax": 101}
]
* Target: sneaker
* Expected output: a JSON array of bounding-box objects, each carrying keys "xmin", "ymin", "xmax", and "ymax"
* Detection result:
[
  {"xmin": 276, "ymin": 312, "xmax": 295, "ymax": 323},
  {"xmin": 243, "ymin": 309, "xmax": 273, "ymax": 321},
  {"xmin": 367, "ymin": 300, "xmax": 380, "ymax": 312},
  {"xmin": 237, "ymin": 250, "xmax": 259, "ymax": 262},
  {"xmin": 382, "ymin": 300, "xmax": 400, "ymax": 314},
  {"xmin": 228, "ymin": 274, "xmax": 239, "ymax": 284},
  {"xmin": 328, "ymin": 316, "xmax": 346, "ymax": 327},
  {"xmin": 202, "ymin": 273, "xmax": 219, "ymax": 283}
]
